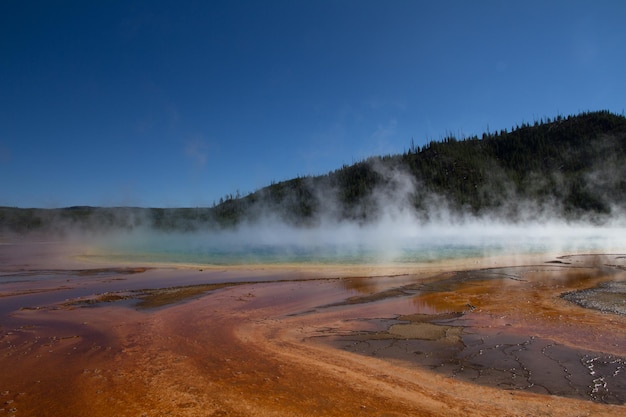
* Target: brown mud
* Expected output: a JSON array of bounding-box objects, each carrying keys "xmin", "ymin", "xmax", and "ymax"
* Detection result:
[{"xmin": 1, "ymin": 241, "xmax": 626, "ymax": 416}]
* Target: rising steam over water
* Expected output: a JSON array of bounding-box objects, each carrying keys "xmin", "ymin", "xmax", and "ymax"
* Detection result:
[
  {"xmin": 81, "ymin": 162, "xmax": 626, "ymax": 265},
  {"xmin": 93, "ymin": 217, "xmax": 626, "ymax": 265}
]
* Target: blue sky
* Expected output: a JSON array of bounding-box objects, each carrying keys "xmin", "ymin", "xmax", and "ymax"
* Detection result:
[{"xmin": 1, "ymin": 0, "xmax": 625, "ymax": 208}]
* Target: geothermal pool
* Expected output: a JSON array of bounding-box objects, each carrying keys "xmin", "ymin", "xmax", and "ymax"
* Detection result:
[
  {"xmin": 89, "ymin": 221, "xmax": 626, "ymax": 265},
  {"xmin": 1, "ymin": 236, "xmax": 626, "ymax": 416}
]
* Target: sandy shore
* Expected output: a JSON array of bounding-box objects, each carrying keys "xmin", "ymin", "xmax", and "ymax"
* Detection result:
[{"xmin": 1, "ymin": 240, "xmax": 625, "ymax": 416}]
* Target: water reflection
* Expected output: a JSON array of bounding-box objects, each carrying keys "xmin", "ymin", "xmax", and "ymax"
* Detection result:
[
  {"xmin": 338, "ymin": 274, "xmax": 423, "ymax": 295},
  {"xmin": 411, "ymin": 293, "xmax": 466, "ymax": 314}
]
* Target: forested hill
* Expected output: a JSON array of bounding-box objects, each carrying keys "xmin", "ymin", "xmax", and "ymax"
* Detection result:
[
  {"xmin": 2, "ymin": 110, "xmax": 626, "ymax": 233},
  {"xmin": 214, "ymin": 110, "xmax": 626, "ymax": 225}
]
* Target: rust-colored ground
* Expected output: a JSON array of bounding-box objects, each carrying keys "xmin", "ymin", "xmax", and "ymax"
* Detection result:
[{"xmin": 1, "ymin": 241, "xmax": 625, "ymax": 416}]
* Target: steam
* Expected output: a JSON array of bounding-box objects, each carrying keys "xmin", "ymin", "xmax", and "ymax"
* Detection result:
[
  {"xmin": 88, "ymin": 162, "xmax": 626, "ymax": 265},
  {"xmin": 8, "ymin": 156, "xmax": 625, "ymax": 265},
  {"xmin": 92, "ymin": 212, "xmax": 626, "ymax": 266}
]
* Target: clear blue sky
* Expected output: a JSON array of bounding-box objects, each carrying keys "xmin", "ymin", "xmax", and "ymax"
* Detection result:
[{"xmin": 1, "ymin": 0, "xmax": 625, "ymax": 208}]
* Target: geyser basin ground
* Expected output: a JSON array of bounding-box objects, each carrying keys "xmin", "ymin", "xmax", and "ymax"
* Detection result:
[{"xmin": 1, "ymin": 239, "xmax": 626, "ymax": 416}]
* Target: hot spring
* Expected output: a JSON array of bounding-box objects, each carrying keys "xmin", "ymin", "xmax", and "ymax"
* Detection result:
[{"xmin": 88, "ymin": 220, "xmax": 626, "ymax": 266}]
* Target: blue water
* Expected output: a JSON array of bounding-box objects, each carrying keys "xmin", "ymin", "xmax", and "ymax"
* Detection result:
[
  {"xmin": 97, "ymin": 241, "xmax": 493, "ymax": 265},
  {"xmin": 91, "ymin": 222, "xmax": 623, "ymax": 266}
]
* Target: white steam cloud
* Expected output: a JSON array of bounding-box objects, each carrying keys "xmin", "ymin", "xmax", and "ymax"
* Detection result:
[{"xmin": 90, "ymin": 163, "xmax": 626, "ymax": 266}]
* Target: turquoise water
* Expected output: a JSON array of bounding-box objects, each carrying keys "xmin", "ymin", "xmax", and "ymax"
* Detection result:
[
  {"xmin": 97, "ymin": 241, "xmax": 492, "ymax": 265},
  {"xmin": 92, "ymin": 222, "xmax": 625, "ymax": 266}
]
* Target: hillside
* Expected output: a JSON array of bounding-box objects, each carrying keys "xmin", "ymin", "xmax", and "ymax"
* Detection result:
[
  {"xmin": 215, "ymin": 110, "xmax": 626, "ymax": 225},
  {"xmin": 2, "ymin": 110, "xmax": 625, "ymax": 234}
]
